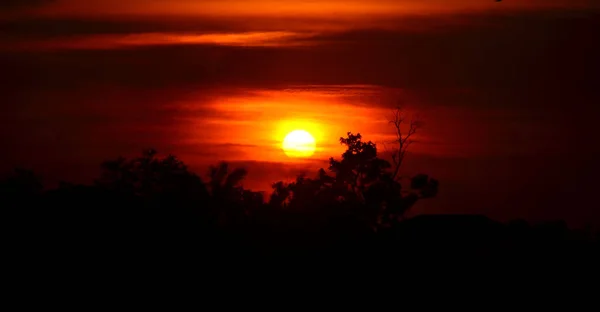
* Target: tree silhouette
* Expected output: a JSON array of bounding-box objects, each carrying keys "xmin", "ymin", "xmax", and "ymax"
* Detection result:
[
  {"xmin": 269, "ymin": 181, "xmax": 291, "ymax": 208},
  {"xmin": 96, "ymin": 148, "xmax": 208, "ymax": 202},
  {"xmin": 329, "ymin": 132, "xmax": 391, "ymax": 192},
  {"xmin": 207, "ymin": 162, "xmax": 258, "ymax": 227},
  {"xmin": 208, "ymin": 162, "xmax": 247, "ymax": 200},
  {"xmin": 387, "ymin": 105, "xmax": 423, "ymax": 181},
  {"xmin": 268, "ymin": 127, "xmax": 439, "ymax": 231},
  {"xmin": 2, "ymin": 133, "xmax": 597, "ymax": 263}
]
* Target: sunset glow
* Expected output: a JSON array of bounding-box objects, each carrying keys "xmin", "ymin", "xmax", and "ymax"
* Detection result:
[
  {"xmin": 177, "ymin": 86, "xmax": 408, "ymax": 165},
  {"xmin": 2, "ymin": 0, "xmax": 598, "ymax": 227}
]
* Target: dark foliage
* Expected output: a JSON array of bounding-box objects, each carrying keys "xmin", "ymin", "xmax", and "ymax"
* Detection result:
[{"xmin": 2, "ymin": 133, "xmax": 598, "ymax": 275}]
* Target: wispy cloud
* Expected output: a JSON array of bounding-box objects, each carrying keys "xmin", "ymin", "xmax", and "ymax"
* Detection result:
[{"xmin": 5, "ymin": 31, "xmax": 317, "ymax": 51}]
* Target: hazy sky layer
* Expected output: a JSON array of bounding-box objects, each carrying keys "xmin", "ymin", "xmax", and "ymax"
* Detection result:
[
  {"xmin": 3, "ymin": 0, "xmax": 598, "ymax": 18},
  {"xmin": 1, "ymin": 2, "xmax": 599, "ymax": 226}
]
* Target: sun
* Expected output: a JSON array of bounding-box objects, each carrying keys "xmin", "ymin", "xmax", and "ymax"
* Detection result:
[{"xmin": 282, "ymin": 130, "xmax": 317, "ymax": 158}]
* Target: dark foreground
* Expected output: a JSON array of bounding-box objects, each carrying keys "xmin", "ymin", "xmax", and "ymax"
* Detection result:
[
  {"xmin": 8, "ymin": 198, "xmax": 598, "ymax": 269},
  {"xmin": 3, "ymin": 145, "xmax": 599, "ymax": 276}
]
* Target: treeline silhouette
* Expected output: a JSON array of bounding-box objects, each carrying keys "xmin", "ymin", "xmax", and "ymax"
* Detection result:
[{"xmin": 3, "ymin": 132, "xmax": 598, "ymax": 269}]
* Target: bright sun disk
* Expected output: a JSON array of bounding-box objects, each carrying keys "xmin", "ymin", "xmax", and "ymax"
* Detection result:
[{"xmin": 282, "ymin": 130, "xmax": 316, "ymax": 158}]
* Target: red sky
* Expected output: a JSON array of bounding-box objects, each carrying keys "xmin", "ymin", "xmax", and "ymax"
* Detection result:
[
  {"xmin": 16, "ymin": 0, "xmax": 597, "ymax": 17},
  {"xmin": 1, "ymin": 0, "xmax": 599, "ymax": 226}
]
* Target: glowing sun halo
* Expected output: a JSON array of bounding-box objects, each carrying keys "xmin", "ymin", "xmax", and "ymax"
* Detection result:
[{"xmin": 282, "ymin": 130, "xmax": 316, "ymax": 158}]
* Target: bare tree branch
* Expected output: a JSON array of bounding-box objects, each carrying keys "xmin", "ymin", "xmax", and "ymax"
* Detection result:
[{"xmin": 389, "ymin": 105, "xmax": 422, "ymax": 180}]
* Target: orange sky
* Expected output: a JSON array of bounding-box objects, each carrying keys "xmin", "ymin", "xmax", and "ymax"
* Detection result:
[
  {"xmin": 172, "ymin": 86, "xmax": 404, "ymax": 163},
  {"xmin": 28, "ymin": 0, "xmax": 597, "ymax": 17},
  {"xmin": 168, "ymin": 86, "xmax": 529, "ymax": 165}
]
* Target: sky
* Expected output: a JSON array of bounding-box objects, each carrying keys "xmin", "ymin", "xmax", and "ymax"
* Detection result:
[
  {"xmin": 0, "ymin": 1, "xmax": 569, "ymax": 15},
  {"xmin": 1, "ymin": 0, "xmax": 599, "ymax": 226},
  {"xmin": 3, "ymin": 0, "xmax": 598, "ymax": 17}
]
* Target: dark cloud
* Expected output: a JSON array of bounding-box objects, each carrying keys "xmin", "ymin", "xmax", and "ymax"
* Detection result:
[
  {"xmin": 0, "ymin": 0, "xmax": 54, "ymax": 10},
  {"xmin": 3, "ymin": 10, "xmax": 598, "ymax": 97},
  {"xmin": 0, "ymin": 17, "xmax": 240, "ymax": 39}
]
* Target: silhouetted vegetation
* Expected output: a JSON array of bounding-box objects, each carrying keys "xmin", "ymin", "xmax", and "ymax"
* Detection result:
[{"xmin": 3, "ymin": 128, "xmax": 598, "ymax": 268}]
